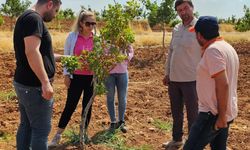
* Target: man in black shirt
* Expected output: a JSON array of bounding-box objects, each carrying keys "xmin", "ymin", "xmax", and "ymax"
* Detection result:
[{"xmin": 13, "ymin": 0, "xmax": 61, "ymax": 149}]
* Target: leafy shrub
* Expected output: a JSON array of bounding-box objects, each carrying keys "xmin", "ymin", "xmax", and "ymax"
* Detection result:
[
  {"xmin": 0, "ymin": 15, "xmax": 4, "ymax": 26},
  {"xmin": 235, "ymin": 5, "xmax": 250, "ymax": 32}
]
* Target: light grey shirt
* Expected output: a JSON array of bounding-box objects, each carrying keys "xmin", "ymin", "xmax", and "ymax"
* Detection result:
[
  {"xmin": 63, "ymin": 31, "xmax": 79, "ymax": 76},
  {"xmin": 165, "ymin": 18, "xmax": 201, "ymax": 82}
]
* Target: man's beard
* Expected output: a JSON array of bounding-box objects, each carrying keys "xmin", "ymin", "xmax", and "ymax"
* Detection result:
[
  {"xmin": 181, "ymin": 14, "xmax": 191, "ymax": 23},
  {"xmin": 43, "ymin": 11, "xmax": 53, "ymax": 22},
  {"xmin": 197, "ymin": 39, "xmax": 204, "ymax": 47}
]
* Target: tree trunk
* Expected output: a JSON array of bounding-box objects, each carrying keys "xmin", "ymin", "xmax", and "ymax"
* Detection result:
[
  {"xmin": 79, "ymin": 76, "xmax": 97, "ymax": 149},
  {"xmin": 162, "ymin": 23, "xmax": 166, "ymax": 48},
  {"xmin": 10, "ymin": 17, "xmax": 13, "ymax": 31}
]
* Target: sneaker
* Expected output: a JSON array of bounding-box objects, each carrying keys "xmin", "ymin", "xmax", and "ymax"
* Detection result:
[
  {"xmin": 162, "ymin": 140, "xmax": 183, "ymax": 149},
  {"xmin": 117, "ymin": 121, "xmax": 127, "ymax": 133},
  {"xmin": 48, "ymin": 133, "xmax": 61, "ymax": 147},
  {"xmin": 108, "ymin": 123, "xmax": 117, "ymax": 133}
]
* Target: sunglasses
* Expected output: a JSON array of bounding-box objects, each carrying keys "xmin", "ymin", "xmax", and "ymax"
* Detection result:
[{"xmin": 85, "ymin": 22, "xmax": 96, "ymax": 27}]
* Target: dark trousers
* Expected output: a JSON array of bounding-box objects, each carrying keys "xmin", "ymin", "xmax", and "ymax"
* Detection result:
[
  {"xmin": 183, "ymin": 112, "xmax": 231, "ymax": 150},
  {"xmin": 168, "ymin": 81, "xmax": 198, "ymax": 141},
  {"xmin": 58, "ymin": 75, "xmax": 93, "ymax": 129}
]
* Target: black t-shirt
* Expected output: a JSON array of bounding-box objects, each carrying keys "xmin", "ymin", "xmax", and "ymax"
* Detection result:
[{"xmin": 14, "ymin": 10, "xmax": 55, "ymax": 86}]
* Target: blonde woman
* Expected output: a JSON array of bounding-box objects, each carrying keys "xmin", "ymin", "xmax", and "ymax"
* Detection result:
[{"xmin": 49, "ymin": 10, "xmax": 96, "ymax": 146}]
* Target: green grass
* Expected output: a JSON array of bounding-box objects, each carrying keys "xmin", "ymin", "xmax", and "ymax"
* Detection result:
[
  {"xmin": 92, "ymin": 130, "xmax": 152, "ymax": 150},
  {"xmin": 0, "ymin": 131, "xmax": 12, "ymax": 142},
  {"xmin": 0, "ymin": 90, "xmax": 16, "ymax": 101},
  {"xmin": 152, "ymin": 119, "xmax": 172, "ymax": 132},
  {"xmin": 63, "ymin": 128, "xmax": 152, "ymax": 150},
  {"xmin": 62, "ymin": 128, "xmax": 80, "ymax": 144}
]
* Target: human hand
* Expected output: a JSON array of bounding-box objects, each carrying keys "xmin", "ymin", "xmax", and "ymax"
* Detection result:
[
  {"xmin": 214, "ymin": 115, "xmax": 227, "ymax": 130},
  {"xmin": 41, "ymin": 82, "xmax": 54, "ymax": 100},
  {"xmin": 64, "ymin": 75, "xmax": 71, "ymax": 89},
  {"xmin": 162, "ymin": 75, "xmax": 170, "ymax": 86}
]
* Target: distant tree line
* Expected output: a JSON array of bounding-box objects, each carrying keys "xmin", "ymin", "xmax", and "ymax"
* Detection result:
[{"xmin": 218, "ymin": 5, "xmax": 250, "ymax": 32}]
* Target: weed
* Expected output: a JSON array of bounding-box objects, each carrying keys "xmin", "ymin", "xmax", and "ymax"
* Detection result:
[
  {"xmin": 92, "ymin": 130, "xmax": 152, "ymax": 150},
  {"xmin": 62, "ymin": 129, "xmax": 80, "ymax": 144},
  {"xmin": 0, "ymin": 90, "xmax": 16, "ymax": 101},
  {"xmin": 0, "ymin": 131, "xmax": 12, "ymax": 142},
  {"xmin": 152, "ymin": 119, "xmax": 172, "ymax": 132}
]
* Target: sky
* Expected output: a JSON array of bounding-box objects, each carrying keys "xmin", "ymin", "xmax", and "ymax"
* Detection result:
[{"xmin": 0, "ymin": 0, "xmax": 250, "ymax": 19}]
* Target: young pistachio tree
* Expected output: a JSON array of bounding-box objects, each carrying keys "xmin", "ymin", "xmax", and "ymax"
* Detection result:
[{"xmin": 61, "ymin": 0, "xmax": 140, "ymax": 147}]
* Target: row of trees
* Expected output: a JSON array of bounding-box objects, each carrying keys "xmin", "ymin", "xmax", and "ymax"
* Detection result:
[
  {"xmin": 0, "ymin": 0, "xmax": 75, "ymax": 29},
  {"xmin": 1, "ymin": 0, "xmax": 250, "ymax": 32},
  {"xmin": 218, "ymin": 5, "xmax": 250, "ymax": 32}
]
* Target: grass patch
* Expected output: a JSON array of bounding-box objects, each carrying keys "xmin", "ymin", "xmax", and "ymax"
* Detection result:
[
  {"xmin": 0, "ymin": 131, "xmax": 12, "ymax": 142},
  {"xmin": 62, "ymin": 128, "xmax": 80, "ymax": 144},
  {"xmin": 0, "ymin": 31, "xmax": 13, "ymax": 52},
  {"xmin": 92, "ymin": 130, "xmax": 152, "ymax": 150},
  {"xmin": 134, "ymin": 32, "xmax": 171, "ymax": 47},
  {"xmin": 221, "ymin": 31, "xmax": 250, "ymax": 43},
  {"xmin": 0, "ymin": 90, "xmax": 16, "ymax": 101},
  {"xmin": 152, "ymin": 119, "xmax": 172, "ymax": 132},
  {"xmin": 102, "ymin": 133, "xmax": 151, "ymax": 150},
  {"xmin": 2, "ymin": 30, "xmax": 250, "ymax": 52},
  {"xmin": 63, "ymin": 128, "xmax": 152, "ymax": 150}
]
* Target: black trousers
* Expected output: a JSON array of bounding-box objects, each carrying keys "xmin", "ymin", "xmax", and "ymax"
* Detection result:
[{"xmin": 58, "ymin": 74, "xmax": 93, "ymax": 129}]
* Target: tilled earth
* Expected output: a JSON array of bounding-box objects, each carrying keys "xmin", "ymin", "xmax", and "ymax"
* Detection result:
[{"xmin": 0, "ymin": 42, "xmax": 249, "ymax": 150}]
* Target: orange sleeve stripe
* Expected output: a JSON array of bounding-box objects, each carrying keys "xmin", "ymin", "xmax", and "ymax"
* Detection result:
[{"xmin": 211, "ymin": 70, "xmax": 225, "ymax": 78}]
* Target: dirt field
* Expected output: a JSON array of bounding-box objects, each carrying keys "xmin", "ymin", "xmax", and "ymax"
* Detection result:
[{"xmin": 0, "ymin": 42, "xmax": 249, "ymax": 150}]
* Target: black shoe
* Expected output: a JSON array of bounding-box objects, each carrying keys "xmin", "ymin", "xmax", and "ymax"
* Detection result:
[
  {"xmin": 108, "ymin": 123, "xmax": 116, "ymax": 133},
  {"xmin": 117, "ymin": 121, "xmax": 127, "ymax": 133}
]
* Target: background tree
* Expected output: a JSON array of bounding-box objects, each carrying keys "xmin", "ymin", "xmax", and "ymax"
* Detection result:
[
  {"xmin": 194, "ymin": 11, "xmax": 199, "ymax": 18},
  {"xmin": 140, "ymin": 0, "xmax": 176, "ymax": 48},
  {"xmin": 62, "ymin": 8, "xmax": 75, "ymax": 19},
  {"xmin": 157, "ymin": 0, "xmax": 176, "ymax": 48},
  {"xmin": 55, "ymin": 8, "xmax": 75, "ymax": 30},
  {"xmin": 0, "ymin": 15, "xmax": 4, "ymax": 26},
  {"xmin": 140, "ymin": 0, "xmax": 159, "ymax": 27},
  {"xmin": 235, "ymin": 5, "xmax": 250, "ymax": 32},
  {"xmin": 0, "ymin": 0, "xmax": 31, "ymax": 30}
]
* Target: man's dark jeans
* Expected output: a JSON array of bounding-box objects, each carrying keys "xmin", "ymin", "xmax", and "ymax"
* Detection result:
[
  {"xmin": 14, "ymin": 81, "xmax": 53, "ymax": 150},
  {"xmin": 168, "ymin": 81, "xmax": 198, "ymax": 141},
  {"xmin": 183, "ymin": 112, "xmax": 231, "ymax": 150}
]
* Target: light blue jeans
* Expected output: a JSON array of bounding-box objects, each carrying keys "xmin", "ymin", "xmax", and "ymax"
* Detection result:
[
  {"xmin": 105, "ymin": 73, "xmax": 128, "ymax": 123},
  {"xmin": 14, "ymin": 81, "xmax": 53, "ymax": 150}
]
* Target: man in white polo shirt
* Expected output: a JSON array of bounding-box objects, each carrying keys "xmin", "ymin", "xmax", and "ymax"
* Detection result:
[{"xmin": 184, "ymin": 16, "xmax": 239, "ymax": 150}]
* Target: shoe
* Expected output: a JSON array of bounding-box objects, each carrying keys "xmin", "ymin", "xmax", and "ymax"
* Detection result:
[
  {"xmin": 117, "ymin": 121, "xmax": 127, "ymax": 133},
  {"xmin": 48, "ymin": 133, "xmax": 61, "ymax": 147},
  {"xmin": 162, "ymin": 140, "xmax": 183, "ymax": 149},
  {"xmin": 108, "ymin": 123, "xmax": 117, "ymax": 133}
]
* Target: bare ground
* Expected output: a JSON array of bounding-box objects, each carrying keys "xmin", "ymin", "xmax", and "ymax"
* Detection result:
[{"xmin": 0, "ymin": 42, "xmax": 249, "ymax": 150}]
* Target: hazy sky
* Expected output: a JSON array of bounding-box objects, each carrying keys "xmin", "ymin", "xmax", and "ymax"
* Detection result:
[{"xmin": 0, "ymin": 0, "xmax": 250, "ymax": 19}]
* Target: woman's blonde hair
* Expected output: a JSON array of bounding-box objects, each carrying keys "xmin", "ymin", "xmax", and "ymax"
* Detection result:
[{"xmin": 72, "ymin": 10, "xmax": 96, "ymax": 33}]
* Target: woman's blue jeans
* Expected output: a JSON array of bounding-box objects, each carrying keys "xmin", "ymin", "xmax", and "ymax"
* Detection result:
[
  {"xmin": 14, "ymin": 81, "xmax": 53, "ymax": 150},
  {"xmin": 105, "ymin": 73, "xmax": 128, "ymax": 123}
]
